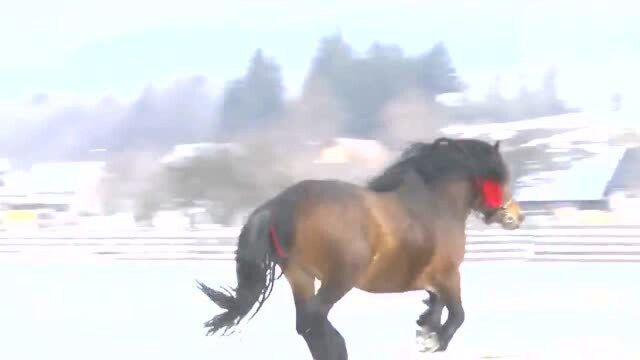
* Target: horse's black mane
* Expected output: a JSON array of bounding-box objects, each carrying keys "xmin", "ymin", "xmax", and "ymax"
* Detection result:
[{"xmin": 367, "ymin": 137, "xmax": 509, "ymax": 192}]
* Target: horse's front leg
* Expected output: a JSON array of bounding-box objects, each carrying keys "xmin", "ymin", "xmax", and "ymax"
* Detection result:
[
  {"xmin": 416, "ymin": 290, "xmax": 444, "ymax": 351},
  {"xmin": 417, "ymin": 290, "xmax": 444, "ymax": 331},
  {"xmin": 416, "ymin": 270, "xmax": 465, "ymax": 353}
]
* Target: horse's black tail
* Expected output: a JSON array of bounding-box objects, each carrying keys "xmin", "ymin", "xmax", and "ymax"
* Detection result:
[{"xmin": 197, "ymin": 207, "xmax": 285, "ymax": 336}]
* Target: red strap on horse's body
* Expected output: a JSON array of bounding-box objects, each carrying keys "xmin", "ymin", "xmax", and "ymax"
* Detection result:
[
  {"xmin": 269, "ymin": 225, "xmax": 288, "ymax": 259},
  {"xmin": 477, "ymin": 179, "xmax": 503, "ymax": 209}
]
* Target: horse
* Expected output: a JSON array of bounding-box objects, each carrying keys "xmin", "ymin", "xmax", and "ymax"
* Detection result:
[{"xmin": 197, "ymin": 137, "xmax": 525, "ymax": 359}]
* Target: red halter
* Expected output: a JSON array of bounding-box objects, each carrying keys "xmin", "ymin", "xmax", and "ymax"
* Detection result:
[{"xmin": 477, "ymin": 179, "xmax": 503, "ymax": 209}]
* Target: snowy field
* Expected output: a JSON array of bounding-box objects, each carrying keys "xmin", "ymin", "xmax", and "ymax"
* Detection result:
[{"xmin": 1, "ymin": 259, "xmax": 639, "ymax": 360}]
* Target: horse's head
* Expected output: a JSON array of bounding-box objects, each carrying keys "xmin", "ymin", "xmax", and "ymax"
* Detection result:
[
  {"xmin": 474, "ymin": 179, "xmax": 524, "ymax": 230},
  {"xmin": 466, "ymin": 140, "xmax": 524, "ymax": 230}
]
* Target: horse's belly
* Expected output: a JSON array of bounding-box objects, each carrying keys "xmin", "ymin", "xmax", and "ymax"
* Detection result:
[{"xmin": 354, "ymin": 252, "xmax": 426, "ymax": 293}]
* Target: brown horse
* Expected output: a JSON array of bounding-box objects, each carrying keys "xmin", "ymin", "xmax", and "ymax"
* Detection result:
[{"xmin": 197, "ymin": 137, "xmax": 524, "ymax": 359}]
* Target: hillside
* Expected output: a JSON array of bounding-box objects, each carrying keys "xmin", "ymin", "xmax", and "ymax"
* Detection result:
[{"xmin": 0, "ymin": 76, "xmax": 220, "ymax": 167}]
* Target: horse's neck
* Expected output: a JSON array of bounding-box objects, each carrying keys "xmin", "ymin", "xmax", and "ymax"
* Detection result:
[
  {"xmin": 393, "ymin": 173, "xmax": 474, "ymax": 222},
  {"xmin": 433, "ymin": 181, "xmax": 476, "ymax": 221}
]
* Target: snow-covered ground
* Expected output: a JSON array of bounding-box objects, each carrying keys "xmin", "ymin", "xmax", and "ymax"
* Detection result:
[{"xmin": 1, "ymin": 260, "xmax": 638, "ymax": 359}]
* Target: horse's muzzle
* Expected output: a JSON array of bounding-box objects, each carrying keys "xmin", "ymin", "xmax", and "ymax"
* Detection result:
[
  {"xmin": 484, "ymin": 209, "xmax": 522, "ymax": 230},
  {"xmin": 499, "ymin": 211, "xmax": 524, "ymax": 230}
]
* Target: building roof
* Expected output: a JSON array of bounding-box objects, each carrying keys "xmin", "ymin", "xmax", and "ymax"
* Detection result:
[
  {"xmin": 314, "ymin": 137, "xmax": 391, "ymax": 169},
  {"xmin": 160, "ymin": 142, "xmax": 244, "ymax": 164},
  {"xmin": 605, "ymin": 147, "xmax": 640, "ymax": 194},
  {"xmin": 514, "ymin": 147, "xmax": 627, "ymax": 202}
]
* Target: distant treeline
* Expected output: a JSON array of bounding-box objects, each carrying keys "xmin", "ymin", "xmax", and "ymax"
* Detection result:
[{"xmin": 216, "ymin": 34, "xmax": 574, "ymax": 142}]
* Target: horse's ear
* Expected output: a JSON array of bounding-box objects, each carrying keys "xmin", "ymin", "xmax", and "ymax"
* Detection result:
[{"xmin": 494, "ymin": 140, "xmax": 501, "ymax": 151}]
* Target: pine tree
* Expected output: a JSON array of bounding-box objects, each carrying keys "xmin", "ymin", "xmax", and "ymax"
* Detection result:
[
  {"xmin": 219, "ymin": 49, "xmax": 284, "ymax": 138},
  {"xmin": 416, "ymin": 42, "xmax": 463, "ymax": 97}
]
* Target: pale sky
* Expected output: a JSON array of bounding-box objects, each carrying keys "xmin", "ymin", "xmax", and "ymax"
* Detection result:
[{"xmin": 1, "ymin": 0, "xmax": 639, "ymax": 110}]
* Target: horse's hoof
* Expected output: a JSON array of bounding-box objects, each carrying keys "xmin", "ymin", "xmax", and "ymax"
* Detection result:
[{"xmin": 416, "ymin": 329, "xmax": 440, "ymax": 353}]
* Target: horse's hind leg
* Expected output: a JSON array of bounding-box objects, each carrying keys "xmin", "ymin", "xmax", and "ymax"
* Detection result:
[
  {"xmin": 301, "ymin": 284, "xmax": 350, "ymax": 360},
  {"xmin": 284, "ymin": 265, "xmax": 316, "ymax": 339},
  {"xmin": 285, "ymin": 265, "xmax": 351, "ymax": 360}
]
